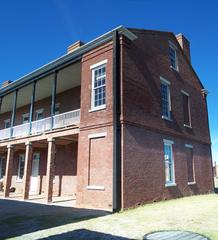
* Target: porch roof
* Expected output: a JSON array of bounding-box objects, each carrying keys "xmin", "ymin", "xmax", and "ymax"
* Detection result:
[{"xmin": 0, "ymin": 26, "xmax": 137, "ymax": 97}]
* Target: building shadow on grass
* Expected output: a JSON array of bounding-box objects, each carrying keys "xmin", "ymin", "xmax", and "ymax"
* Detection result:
[
  {"xmin": 0, "ymin": 199, "xmax": 108, "ymax": 240},
  {"xmin": 39, "ymin": 228, "xmax": 131, "ymax": 240}
]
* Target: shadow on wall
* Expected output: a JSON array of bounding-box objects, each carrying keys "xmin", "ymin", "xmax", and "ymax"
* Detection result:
[
  {"xmin": 39, "ymin": 229, "xmax": 131, "ymax": 240},
  {"xmin": 0, "ymin": 199, "xmax": 108, "ymax": 240}
]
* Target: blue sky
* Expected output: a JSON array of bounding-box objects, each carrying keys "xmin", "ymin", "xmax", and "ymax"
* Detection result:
[{"xmin": 0, "ymin": 0, "xmax": 217, "ymax": 162}]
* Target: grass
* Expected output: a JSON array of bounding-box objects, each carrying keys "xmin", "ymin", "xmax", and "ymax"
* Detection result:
[{"xmin": 8, "ymin": 194, "xmax": 218, "ymax": 240}]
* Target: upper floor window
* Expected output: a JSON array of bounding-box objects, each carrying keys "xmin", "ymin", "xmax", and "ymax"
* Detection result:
[
  {"xmin": 17, "ymin": 154, "xmax": 25, "ymax": 181},
  {"xmin": 22, "ymin": 113, "xmax": 29, "ymax": 124},
  {"xmin": 4, "ymin": 119, "xmax": 10, "ymax": 129},
  {"xmin": 182, "ymin": 91, "xmax": 191, "ymax": 127},
  {"xmin": 164, "ymin": 139, "xmax": 175, "ymax": 186},
  {"xmin": 35, "ymin": 109, "xmax": 44, "ymax": 120},
  {"xmin": 169, "ymin": 42, "xmax": 179, "ymax": 71},
  {"xmin": 55, "ymin": 103, "xmax": 60, "ymax": 115},
  {"xmin": 0, "ymin": 156, "xmax": 6, "ymax": 180},
  {"xmin": 160, "ymin": 77, "xmax": 171, "ymax": 120},
  {"xmin": 90, "ymin": 60, "xmax": 107, "ymax": 111}
]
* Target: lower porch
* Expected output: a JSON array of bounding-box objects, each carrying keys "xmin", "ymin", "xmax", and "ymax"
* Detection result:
[{"xmin": 0, "ymin": 129, "xmax": 79, "ymax": 206}]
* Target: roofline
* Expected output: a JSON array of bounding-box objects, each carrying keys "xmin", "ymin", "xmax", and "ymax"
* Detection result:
[{"xmin": 0, "ymin": 26, "xmax": 137, "ymax": 97}]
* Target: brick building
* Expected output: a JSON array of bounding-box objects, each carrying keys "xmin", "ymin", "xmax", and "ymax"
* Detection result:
[{"xmin": 0, "ymin": 26, "xmax": 214, "ymax": 211}]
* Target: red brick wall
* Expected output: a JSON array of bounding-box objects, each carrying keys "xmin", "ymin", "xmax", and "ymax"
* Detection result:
[
  {"xmin": 76, "ymin": 41, "xmax": 114, "ymax": 211},
  {"xmin": 120, "ymin": 29, "xmax": 213, "ymax": 209},
  {"xmin": 121, "ymin": 124, "xmax": 213, "ymax": 209}
]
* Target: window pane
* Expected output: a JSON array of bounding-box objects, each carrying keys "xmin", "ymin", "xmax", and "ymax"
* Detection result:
[
  {"xmin": 169, "ymin": 46, "xmax": 177, "ymax": 69},
  {"xmin": 93, "ymin": 65, "xmax": 106, "ymax": 108},
  {"xmin": 161, "ymin": 83, "xmax": 170, "ymax": 118},
  {"xmin": 18, "ymin": 155, "xmax": 25, "ymax": 179},
  {"xmin": 164, "ymin": 143, "xmax": 174, "ymax": 183}
]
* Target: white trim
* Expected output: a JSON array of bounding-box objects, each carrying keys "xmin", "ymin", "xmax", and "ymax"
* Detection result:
[
  {"xmin": 90, "ymin": 59, "xmax": 108, "ymax": 70},
  {"xmin": 89, "ymin": 105, "xmax": 106, "ymax": 112},
  {"xmin": 165, "ymin": 183, "xmax": 177, "ymax": 187},
  {"xmin": 88, "ymin": 132, "xmax": 107, "ymax": 139},
  {"xmin": 87, "ymin": 185, "xmax": 105, "ymax": 190},
  {"xmin": 35, "ymin": 108, "xmax": 44, "ymax": 114},
  {"xmin": 185, "ymin": 144, "xmax": 193, "ymax": 149},
  {"xmin": 160, "ymin": 76, "xmax": 170, "ymax": 85},
  {"xmin": 181, "ymin": 90, "xmax": 189, "ymax": 96},
  {"xmin": 162, "ymin": 115, "xmax": 172, "ymax": 121},
  {"xmin": 184, "ymin": 124, "xmax": 192, "ymax": 128},
  {"xmin": 188, "ymin": 181, "xmax": 196, "ymax": 185},
  {"xmin": 163, "ymin": 139, "xmax": 174, "ymax": 145}
]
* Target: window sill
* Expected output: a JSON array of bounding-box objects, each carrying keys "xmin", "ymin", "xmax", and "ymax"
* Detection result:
[
  {"xmin": 188, "ymin": 182, "xmax": 196, "ymax": 185},
  {"xmin": 0, "ymin": 179, "xmax": 4, "ymax": 182},
  {"xmin": 170, "ymin": 65, "xmax": 179, "ymax": 72},
  {"xmin": 165, "ymin": 183, "xmax": 177, "ymax": 187},
  {"xmin": 16, "ymin": 179, "xmax": 23, "ymax": 183},
  {"xmin": 184, "ymin": 124, "xmax": 192, "ymax": 129},
  {"xmin": 89, "ymin": 105, "xmax": 106, "ymax": 113},
  {"xmin": 87, "ymin": 185, "xmax": 105, "ymax": 191},
  {"xmin": 162, "ymin": 116, "xmax": 172, "ymax": 121}
]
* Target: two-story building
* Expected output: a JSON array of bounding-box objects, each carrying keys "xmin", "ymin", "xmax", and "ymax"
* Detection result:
[{"xmin": 0, "ymin": 26, "xmax": 214, "ymax": 211}]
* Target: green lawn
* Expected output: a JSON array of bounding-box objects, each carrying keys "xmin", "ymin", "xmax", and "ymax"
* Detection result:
[{"xmin": 10, "ymin": 194, "xmax": 218, "ymax": 240}]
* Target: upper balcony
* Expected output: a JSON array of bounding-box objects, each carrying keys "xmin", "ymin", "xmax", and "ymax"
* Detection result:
[{"xmin": 0, "ymin": 61, "xmax": 81, "ymax": 142}]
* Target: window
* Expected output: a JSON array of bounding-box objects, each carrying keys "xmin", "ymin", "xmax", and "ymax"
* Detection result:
[
  {"xmin": 161, "ymin": 78, "xmax": 171, "ymax": 120},
  {"xmin": 4, "ymin": 119, "xmax": 10, "ymax": 129},
  {"xmin": 55, "ymin": 103, "xmax": 60, "ymax": 115},
  {"xmin": 164, "ymin": 140, "xmax": 175, "ymax": 186},
  {"xmin": 182, "ymin": 91, "xmax": 191, "ymax": 127},
  {"xmin": 17, "ymin": 154, "xmax": 25, "ymax": 181},
  {"xmin": 169, "ymin": 42, "xmax": 178, "ymax": 71},
  {"xmin": 35, "ymin": 109, "xmax": 44, "ymax": 120},
  {"xmin": 90, "ymin": 60, "xmax": 107, "ymax": 111},
  {"xmin": 185, "ymin": 144, "xmax": 195, "ymax": 184},
  {"xmin": 22, "ymin": 113, "xmax": 29, "ymax": 124},
  {"xmin": 0, "ymin": 156, "xmax": 6, "ymax": 180}
]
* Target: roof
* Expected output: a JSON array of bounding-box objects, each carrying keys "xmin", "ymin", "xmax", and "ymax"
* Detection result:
[{"xmin": 0, "ymin": 26, "xmax": 137, "ymax": 97}]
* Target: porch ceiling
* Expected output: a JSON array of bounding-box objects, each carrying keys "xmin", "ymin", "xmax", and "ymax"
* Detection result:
[{"xmin": 1, "ymin": 61, "xmax": 81, "ymax": 113}]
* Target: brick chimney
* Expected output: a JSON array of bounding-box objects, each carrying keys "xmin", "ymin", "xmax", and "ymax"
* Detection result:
[
  {"xmin": 67, "ymin": 41, "xmax": 84, "ymax": 54},
  {"xmin": 176, "ymin": 34, "xmax": 191, "ymax": 62},
  {"xmin": 1, "ymin": 80, "xmax": 12, "ymax": 88}
]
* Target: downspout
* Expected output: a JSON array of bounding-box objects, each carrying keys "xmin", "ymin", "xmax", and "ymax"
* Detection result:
[{"xmin": 112, "ymin": 30, "xmax": 121, "ymax": 212}]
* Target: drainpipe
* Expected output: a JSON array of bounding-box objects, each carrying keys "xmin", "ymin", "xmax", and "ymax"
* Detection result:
[{"xmin": 112, "ymin": 30, "xmax": 121, "ymax": 212}]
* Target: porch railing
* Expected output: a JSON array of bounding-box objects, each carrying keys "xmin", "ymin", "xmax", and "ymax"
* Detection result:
[{"xmin": 0, "ymin": 109, "xmax": 80, "ymax": 141}]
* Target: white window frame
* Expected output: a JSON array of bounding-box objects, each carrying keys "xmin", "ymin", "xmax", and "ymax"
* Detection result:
[
  {"xmin": 90, "ymin": 60, "xmax": 107, "ymax": 112},
  {"xmin": 160, "ymin": 77, "xmax": 172, "ymax": 121},
  {"xmin": 22, "ymin": 113, "xmax": 30, "ymax": 124},
  {"xmin": 17, "ymin": 154, "xmax": 25, "ymax": 182},
  {"xmin": 185, "ymin": 144, "xmax": 196, "ymax": 185},
  {"xmin": 181, "ymin": 90, "xmax": 192, "ymax": 128},
  {"xmin": 35, "ymin": 108, "xmax": 44, "ymax": 120},
  {"xmin": 169, "ymin": 41, "xmax": 179, "ymax": 71},
  {"xmin": 163, "ymin": 139, "xmax": 176, "ymax": 187},
  {"xmin": 4, "ymin": 119, "xmax": 10, "ymax": 129},
  {"xmin": 0, "ymin": 156, "xmax": 6, "ymax": 181}
]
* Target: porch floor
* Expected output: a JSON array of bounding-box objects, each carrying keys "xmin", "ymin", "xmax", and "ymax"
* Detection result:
[{"xmin": 0, "ymin": 192, "xmax": 76, "ymax": 207}]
